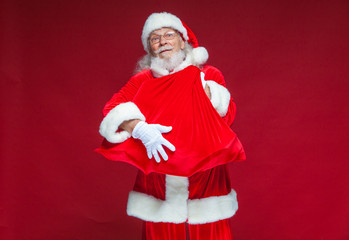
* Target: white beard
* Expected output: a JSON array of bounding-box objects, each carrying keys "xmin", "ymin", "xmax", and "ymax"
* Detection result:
[
  {"xmin": 135, "ymin": 43, "xmax": 200, "ymax": 75},
  {"xmin": 150, "ymin": 50, "xmax": 186, "ymax": 72}
]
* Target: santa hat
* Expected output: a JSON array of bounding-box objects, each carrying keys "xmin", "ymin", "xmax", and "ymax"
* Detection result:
[{"xmin": 141, "ymin": 12, "xmax": 209, "ymax": 65}]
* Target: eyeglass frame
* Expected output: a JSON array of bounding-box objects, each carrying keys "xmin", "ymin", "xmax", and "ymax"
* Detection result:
[{"xmin": 148, "ymin": 30, "xmax": 179, "ymax": 45}]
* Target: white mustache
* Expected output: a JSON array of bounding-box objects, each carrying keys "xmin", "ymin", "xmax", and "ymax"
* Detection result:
[{"xmin": 154, "ymin": 46, "xmax": 174, "ymax": 54}]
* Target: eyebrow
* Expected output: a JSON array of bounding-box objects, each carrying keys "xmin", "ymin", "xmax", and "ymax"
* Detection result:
[{"xmin": 150, "ymin": 31, "xmax": 176, "ymax": 36}]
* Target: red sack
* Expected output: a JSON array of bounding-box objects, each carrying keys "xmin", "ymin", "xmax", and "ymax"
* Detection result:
[{"xmin": 96, "ymin": 66, "xmax": 245, "ymax": 177}]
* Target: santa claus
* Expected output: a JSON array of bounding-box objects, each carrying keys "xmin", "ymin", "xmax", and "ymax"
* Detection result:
[{"xmin": 97, "ymin": 12, "xmax": 246, "ymax": 240}]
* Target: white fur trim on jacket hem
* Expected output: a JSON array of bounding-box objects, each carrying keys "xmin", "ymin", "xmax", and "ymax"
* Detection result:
[
  {"xmin": 206, "ymin": 80, "xmax": 231, "ymax": 117},
  {"xmin": 99, "ymin": 102, "xmax": 145, "ymax": 143},
  {"xmin": 127, "ymin": 175, "xmax": 238, "ymax": 224},
  {"xmin": 127, "ymin": 175, "xmax": 189, "ymax": 223},
  {"xmin": 187, "ymin": 190, "xmax": 238, "ymax": 224}
]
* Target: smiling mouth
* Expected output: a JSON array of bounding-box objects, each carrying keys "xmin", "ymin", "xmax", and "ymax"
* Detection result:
[{"xmin": 160, "ymin": 49, "xmax": 171, "ymax": 54}]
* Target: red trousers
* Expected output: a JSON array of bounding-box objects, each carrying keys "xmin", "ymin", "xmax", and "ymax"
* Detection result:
[{"xmin": 142, "ymin": 219, "xmax": 233, "ymax": 240}]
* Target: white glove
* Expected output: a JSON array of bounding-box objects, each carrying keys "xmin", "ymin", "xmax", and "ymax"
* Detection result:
[
  {"xmin": 201, "ymin": 72, "xmax": 207, "ymax": 88},
  {"xmin": 132, "ymin": 121, "xmax": 176, "ymax": 163}
]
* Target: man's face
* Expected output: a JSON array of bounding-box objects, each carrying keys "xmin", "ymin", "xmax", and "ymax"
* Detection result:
[{"xmin": 149, "ymin": 27, "xmax": 185, "ymax": 59}]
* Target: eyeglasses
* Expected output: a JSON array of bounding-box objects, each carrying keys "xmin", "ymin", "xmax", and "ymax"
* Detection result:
[{"xmin": 149, "ymin": 31, "xmax": 177, "ymax": 45}]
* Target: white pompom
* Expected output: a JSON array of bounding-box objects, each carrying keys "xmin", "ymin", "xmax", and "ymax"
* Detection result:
[{"xmin": 192, "ymin": 47, "xmax": 209, "ymax": 65}]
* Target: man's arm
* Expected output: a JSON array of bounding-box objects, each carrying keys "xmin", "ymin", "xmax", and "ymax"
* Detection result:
[
  {"xmin": 102, "ymin": 71, "xmax": 151, "ymax": 116},
  {"xmin": 120, "ymin": 119, "xmax": 141, "ymax": 134},
  {"xmin": 99, "ymin": 71, "xmax": 175, "ymax": 162},
  {"xmin": 202, "ymin": 65, "xmax": 236, "ymax": 126},
  {"xmin": 99, "ymin": 71, "xmax": 150, "ymax": 143}
]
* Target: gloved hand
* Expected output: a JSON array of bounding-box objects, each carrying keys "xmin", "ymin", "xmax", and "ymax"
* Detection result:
[
  {"xmin": 201, "ymin": 72, "xmax": 211, "ymax": 99},
  {"xmin": 132, "ymin": 121, "xmax": 176, "ymax": 163},
  {"xmin": 201, "ymin": 72, "xmax": 207, "ymax": 88},
  {"xmin": 200, "ymin": 71, "xmax": 231, "ymax": 117}
]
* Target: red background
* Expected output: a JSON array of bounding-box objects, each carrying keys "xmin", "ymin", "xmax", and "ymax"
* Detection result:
[{"xmin": 1, "ymin": 0, "xmax": 348, "ymax": 239}]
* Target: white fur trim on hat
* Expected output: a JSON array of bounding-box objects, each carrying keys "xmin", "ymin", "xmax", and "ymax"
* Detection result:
[
  {"xmin": 206, "ymin": 80, "xmax": 231, "ymax": 117},
  {"xmin": 99, "ymin": 102, "xmax": 145, "ymax": 143},
  {"xmin": 142, "ymin": 12, "xmax": 188, "ymax": 52}
]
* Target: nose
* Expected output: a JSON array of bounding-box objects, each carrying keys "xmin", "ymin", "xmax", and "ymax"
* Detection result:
[{"xmin": 159, "ymin": 35, "xmax": 167, "ymax": 45}]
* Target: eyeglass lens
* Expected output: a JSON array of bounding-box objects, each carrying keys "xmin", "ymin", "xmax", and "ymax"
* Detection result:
[{"xmin": 150, "ymin": 31, "xmax": 176, "ymax": 44}]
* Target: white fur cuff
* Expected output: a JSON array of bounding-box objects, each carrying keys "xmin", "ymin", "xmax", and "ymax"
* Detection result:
[
  {"xmin": 206, "ymin": 81, "xmax": 231, "ymax": 117},
  {"xmin": 99, "ymin": 102, "xmax": 145, "ymax": 143}
]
